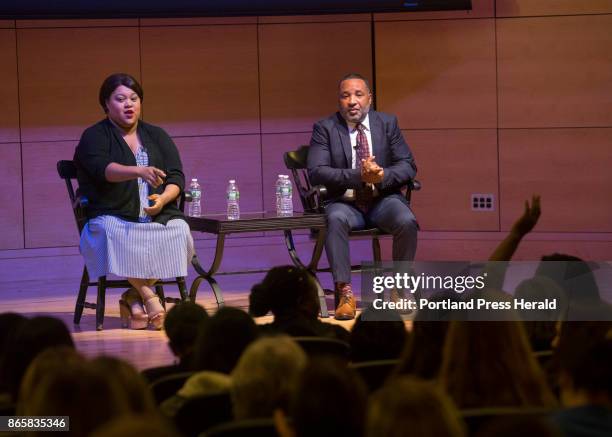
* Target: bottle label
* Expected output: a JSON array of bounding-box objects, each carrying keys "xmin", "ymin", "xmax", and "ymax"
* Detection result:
[
  {"xmin": 191, "ymin": 190, "xmax": 201, "ymax": 199},
  {"xmin": 228, "ymin": 191, "xmax": 239, "ymax": 201}
]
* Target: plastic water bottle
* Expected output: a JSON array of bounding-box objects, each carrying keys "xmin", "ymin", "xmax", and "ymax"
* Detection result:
[
  {"xmin": 275, "ymin": 174, "xmax": 284, "ymax": 216},
  {"xmin": 188, "ymin": 178, "xmax": 201, "ymax": 217},
  {"xmin": 226, "ymin": 179, "xmax": 240, "ymax": 220},
  {"xmin": 279, "ymin": 175, "xmax": 293, "ymax": 217}
]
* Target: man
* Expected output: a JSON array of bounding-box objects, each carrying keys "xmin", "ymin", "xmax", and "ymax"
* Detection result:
[{"xmin": 307, "ymin": 73, "xmax": 418, "ymax": 320}]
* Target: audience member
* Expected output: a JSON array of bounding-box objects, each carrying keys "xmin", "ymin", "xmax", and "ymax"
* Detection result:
[
  {"xmin": 537, "ymin": 254, "xmax": 601, "ymax": 304},
  {"xmin": 231, "ymin": 336, "xmax": 307, "ymax": 420},
  {"xmin": 90, "ymin": 414, "xmax": 180, "ymax": 437},
  {"xmin": 20, "ymin": 352, "xmax": 129, "ymax": 436},
  {"xmin": 142, "ymin": 302, "xmax": 209, "ymax": 383},
  {"xmin": 0, "ymin": 313, "xmax": 26, "ymax": 407},
  {"xmin": 2, "ymin": 316, "xmax": 74, "ymax": 401},
  {"xmin": 394, "ymin": 290, "xmax": 458, "ymax": 379},
  {"xmin": 349, "ymin": 306, "xmax": 407, "ymax": 362},
  {"xmin": 552, "ymin": 339, "xmax": 612, "ymax": 437},
  {"xmin": 276, "ymin": 357, "xmax": 368, "ymax": 437},
  {"xmin": 440, "ymin": 319, "xmax": 557, "ymax": 409},
  {"xmin": 160, "ymin": 307, "xmax": 258, "ymax": 416},
  {"xmin": 366, "ymin": 376, "xmax": 465, "ymax": 437},
  {"xmin": 250, "ymin": 265, "xmax": 349, "ymax": 342},
  {"xmin": 91, "ymin": 356, "xmax": 156, "ymax": 414}
]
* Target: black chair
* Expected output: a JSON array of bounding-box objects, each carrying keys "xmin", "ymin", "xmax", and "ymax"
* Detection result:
[
  {"xmin": 293, "ymin": 336, "xmax": 350, "ymax": 360},
  {"xmin": 460, "ymin": 406, "xmax": 557, "ymax": 436},
  {"xmin": 203, "ymin": 418, "xmax": 279, "ymax": 437},
  {"xmin": 284, "ymin": 145, "xmax": 421, "ymax": 286},
  {"xmin": 149, "ymin": 371, "xmax": 195, "ymax": 405},
  {"xmin": 174, "ymin": 392, "xmax": 233, "ymax": 437},
  {"xmin": 350, "ymin": 359, "xmax": 399, "ymax": 393},
  {"xmin": 57, "ymin": 160, "xmax": 189, "ymax": 331}
]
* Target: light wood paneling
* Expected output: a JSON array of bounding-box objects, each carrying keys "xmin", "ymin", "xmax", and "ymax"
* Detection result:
[
  {"xmin": 376, "ymin": 19, "xmax": 497, "ymax": 129},
  {"xmin": 496, "ymin": 0, "xmax": 612, "ymax": 17},
  {"xmin": 259, "ymin": 21, "xmax": 372, "ymax": 134},
  {"xmin": 407, "ymin": 129, "xmax": 499, "ymax": 231},
  {"xmin": 140, "ymin": 25, "xmax": 259, "ymax": 136},
  {"xmin": 261, "ymin": 132, "xmax": 312, "ymax": 213},
  {"xmin": 175, "ymin": 134, "xmax": 262, "ymax": 219},
  {"xmin": 0, "ymin": 143, "xmax": 23, "ymax": 249},
  {"xmin": 16, "ymin": 19, "xmax": 138, "ymax": 28},
  {"xmin": 375, "ymin": 0, "xmax": 494, "ymax": 20},
  {"xmin": 22, "ymin": 141, "xmax": 79, "ymax": 248},
  {"xmin": 497, "ymin": 15, "xmax": 612, "ymax": 128},
  {"xmin": 0, "ymin": 29, "xmax": 19, "ymax": 143},
  {"xmin": 258, "ymin": 14, "xmax": 369, "ymax": 23},
  {"xmin": 499, "ymin": 128, "xmax": 612, "ymax": 232},
  {"xmin": 18, "ymin": 27, "xmax": 140, "ymax": 142}
]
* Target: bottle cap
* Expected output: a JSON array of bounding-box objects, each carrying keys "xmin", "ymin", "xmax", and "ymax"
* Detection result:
[{"xmin": 229, "ymin": 179, "xmax": 235, "ymax": 184}]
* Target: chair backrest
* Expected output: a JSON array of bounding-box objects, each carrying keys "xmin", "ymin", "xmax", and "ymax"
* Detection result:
[
  {"xmin": 203, "ymin": 418, "xmax": 279, "ymax": 437},
  {"xmin": 283, "ymin": 145, "xmax": 319, "ymax": 213},
  {"xmin": 293, "ymin": 336, "xmax": 350, "ymax": 360},
  {"xmin": 461, "ymin": 406, "xmax": 557, "ymax": 436},
  {"xmin": 149, "ymin": 371, "xmax": 194, "ymax": 405},
  {"xmin": 174, "ymin": 392, "xmax": 233, "ymax": 437},
  {"xmin": 350, "ymin": 359, "xmax": 399, "ymax": 393},
  {"xmin": 57, "ymin": 160, "xmax": 88, "ymax": 233}
]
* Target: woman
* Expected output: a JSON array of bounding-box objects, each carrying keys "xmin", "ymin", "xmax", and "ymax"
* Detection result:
[
  {"xmin": 249, "ymin": 265, "xmax": 349, "ymax": 342},
  {"xmin": 74, "ymin": 73, "xmax": 194, "ymax": 330}
]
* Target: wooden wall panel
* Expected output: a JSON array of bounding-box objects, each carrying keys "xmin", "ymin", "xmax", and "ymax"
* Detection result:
[
  {"xmin": 0, "ymin": 143, "xmax": 23, "ymax": 249},
  {"xmin": 259, "ymin": 21, "xmax": 372, "ymax": 134},
  {"xmin": 18, "ymin": 27, "xmax": 140, "ymax": 142},
  {"xmin": 497, "ymin": 15, "xmax": 612, "ymax": 128},
  {"xmin": 140, "ymin": 25, "xmax": 259, "ymax": 137},
  {"xmin": 407, "ymin": 129, "xmax": 499, "ymax": 231},
  {"xmin": 0, "ymin": 21, "xmax": 14, "ymax": 28},
  {"xmin": 375, "ymin": 0, "xmax": 494, "ymax": 20},
  {"xmin": 261, "ymin": 132, "xmax": 312, "ymax": 213},
  {"xmin": 376, "ymin": 19, "xmax": 497, "ymax": 129},
  {"xmin": 496, "ymin": 0, "xmax": 612, "ymax": 17},
  {"xmin": 499, "ymin": 128, "xmax": 612, "ymax": 232},
  {"xmin": 22, "ymin": 141, "xmax": 79, "ymax": 248},
  {"xmin": 176, "ymin": 134, "xmax": 262, "ymax": 219},
  {"xmin": 0, "ymin": 29, "xmax": 19, "ymax": 143}
]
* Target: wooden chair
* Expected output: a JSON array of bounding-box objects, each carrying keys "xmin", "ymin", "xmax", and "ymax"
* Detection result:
[{"xmin": 57, "ymin": 160, "xmax": 189, "ymax": 331}]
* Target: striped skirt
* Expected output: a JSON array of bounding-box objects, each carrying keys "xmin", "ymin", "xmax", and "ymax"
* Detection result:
[{"xmin": 79, "ymin": 215, "xmax": 194, "ymax": 279}]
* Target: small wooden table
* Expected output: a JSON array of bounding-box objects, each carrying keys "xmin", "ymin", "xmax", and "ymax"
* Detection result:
[{"xmin": 186, "ymin": 212, "xmax": 329, "ymax": 317}]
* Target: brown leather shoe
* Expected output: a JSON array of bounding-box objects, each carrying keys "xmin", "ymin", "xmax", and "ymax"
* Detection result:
[{"xmin": 334, "ymin": 283, "xmax": 356, "ymax": 320}]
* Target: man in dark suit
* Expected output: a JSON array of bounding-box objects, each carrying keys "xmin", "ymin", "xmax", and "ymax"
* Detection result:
[{"xmin": 307, "ymin": 73, "xmax": 418, "ymax": 320}]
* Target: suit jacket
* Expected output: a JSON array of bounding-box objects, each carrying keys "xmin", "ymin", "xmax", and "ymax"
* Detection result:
[{"xmin": 307, "ymin": 110, "xmax": 417, "ymax": 202}]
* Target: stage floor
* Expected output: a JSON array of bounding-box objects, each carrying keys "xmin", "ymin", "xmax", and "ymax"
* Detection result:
[{"xmin": 0, "ymin": 274, "xmax": 360, "ymax": 370}]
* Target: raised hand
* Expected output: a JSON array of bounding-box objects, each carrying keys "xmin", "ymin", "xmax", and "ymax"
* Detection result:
[{"xmin": 511, "ymin": 195, "xmax": 541, "ymax": 237}]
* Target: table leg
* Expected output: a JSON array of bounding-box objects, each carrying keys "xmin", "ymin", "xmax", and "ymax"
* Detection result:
[{"xmin": 190, "ymin": 234, "xmax": 226, "ymax": 308}]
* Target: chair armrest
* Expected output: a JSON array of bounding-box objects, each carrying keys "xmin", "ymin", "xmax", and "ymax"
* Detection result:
[{"xmin": 305, "ymin": 185, "xmax": 327, "ymax": 212}]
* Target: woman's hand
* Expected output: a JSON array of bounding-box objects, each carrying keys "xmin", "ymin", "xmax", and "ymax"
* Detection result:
[
  {"xmin": 511, "ymin": 195, "xmax": 541, "ymax": 237},
  {"xmin": 139, "ymin": 166, "xmax": 166, "ymax": 188},
  {"xmin": 144, "ymin": 194, "xmax": 164, "ymax": 217}
]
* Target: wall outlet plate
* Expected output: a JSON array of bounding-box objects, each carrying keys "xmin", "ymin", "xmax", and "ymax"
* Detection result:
[{"xmin": 471, "ymin": 194, "xmax": 495, "ymax": 211}]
